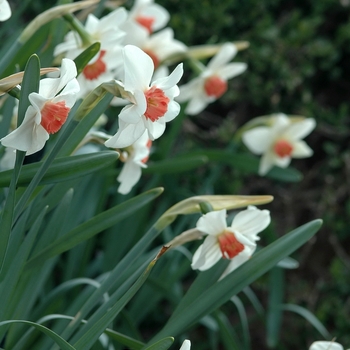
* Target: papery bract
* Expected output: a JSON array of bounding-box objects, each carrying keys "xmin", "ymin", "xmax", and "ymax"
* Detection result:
[
  {"xmin": 105, "ymin": 45, "xmax": 183, "ymax": 149},
  {"xmin": 191, "ymin": 206, "xmax": 270, "ymax": 276},
  {"xmin": 1, "ymin": 59, "xmax": 80, "ymax": 155},
  {"xmin": 242, "ymin": 113, "xmax": 316, "ymax": 175},
  {"xmin": 177, "ymin": 43, "xmax": 247, "ymax": 115}
]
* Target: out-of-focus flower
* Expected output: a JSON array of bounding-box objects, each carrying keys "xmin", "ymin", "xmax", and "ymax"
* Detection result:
[
  {"xmin": 179, "ymin": 339, "xmax": 191, "ymax": 350},
  {"xmin": 242, "ymin": 113, "xmax": 316, "ymax": 175},
  {"xmin": 191, "ymin": 206, "xmax": 270, "ymax": 275},
  {"xmin": 0, "ymin": 147, "xmax": 16, "ymax": 170},
  {"xmin": 1, "ymin": 59, "xmax": 80, "ymax": 155},
  {"xmin": 117, "ymin": 131, "xmax": 151, "ymax": 194},
  {"xmin": 105, "ymin": 45, "xmax": 183, "ymax": 149},
  {"xmin": 0, "ymin": 0, "xmax": 11, "ymax": 21},
  {"xmin": 54, "ymin": 8, "xmax": 127, "ymax": 97},
  {"xmin": 122, "ymin": 26, "xmax": 186, "ymax": 69},
  {"xmin": 127, "ymin": 0, "xmax": 170, "ymax": 34},
  {"xmin": 309, "ymin": 341, "xmax": 344, "ymax": 350},
  {"xmin": 177, "ymin": 43, "xmax": 247, "ymax": 115}
]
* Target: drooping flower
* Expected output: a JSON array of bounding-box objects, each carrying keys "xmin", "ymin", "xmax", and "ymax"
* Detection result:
[
  {"xmin": 127, "ymin": 0, "xmax": 170, "ymax": 34},
  {"xmin": 177, "ymin": 43, "xmax": 247, "ymax": 115},
  {"xmin": 117, "ymin": 131, "xmax": 152, "ymax": 194},
  {"xmin": 309, "ymin": 341, "xmax": 344, "ymax": 350},
  {"xmin": 105, "ymin": 45, "xmax": 183, "ymax": 149},
  {"xmin": 0, "ymin": 0, "xmax": 11, "ymax": 21},
  {"xmin": 191, "ymin": 206, "xmax": 270, "ymax": 275},
  {"xmin": 179, "ymin": 340, "xmax": 191, "ymax": 350},
  {"xmin": 242, "ymin": 113, "xmax": 316, "ymax": 175},
  {"xmin": 1, "ymin": 59, "xmax": 80, "ymax": 155}
]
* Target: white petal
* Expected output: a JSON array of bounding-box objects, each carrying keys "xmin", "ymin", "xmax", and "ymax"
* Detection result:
[
  {"xmin": 196, "ymin": 209, "xmax": 227, "ymax": 236},
  {"xmin": 117, "ymin": 160, "xmax": 142, "ymax": 194},
  {"xmin": 119, "ymin": 92, "xmax": 146, "ymax": 124},
  {"xmin": 220, "ymin": 248, "xmax": 253, "ymax": 278},
  {"xmin": 123, "ymin": 45, "xmax": 154, "ymax": 91},
  {"xmin": 185, "ymin": 94, "xmax": 209, "ymax": 115},
  {"xmin": 143, "ymin": 117, "xmax": 166, "ymax": 140},
  {"xmin": 292, "ymin": 140, "xmax": 313, "ymax": 158},
  {"xmin": 0, "ymin": 0, "xmax": 11, "ymax": 21},
  {"xmin": 231, "ymin": 206, "xmax": 270, "ymax": 240},
  {"xmin": 105, "ymin": 120, "xmax": 145, "ymax": 148},
  {"xmin": 163, "ymin": 100, "xmax": 180, "ymax": 122},
  {"xmin": 153, "ymin": 63, "xmax": 183, "ymax": 91},
  {"xmin": 137, "ymin": 3, "xmax": 170, "ymax": 31},
  {"xmin": 207, "ymin": 43, "xmax": 237, "ymax": 71},
  {"xmin": 242, "ymin": 127, "xmax": 272, "ymax": 155},
  {"xmin": 179, "ymin": 339, "xmax": 191, "ymax": 350},
  {"xmin": 191, "ymin": 235, "xmax": 222, "ymax": 271},
  {"xmin": 259, "ymin": 151, "xmax": 275, "ymax": 175},
  {"xmin": 283, "ymin": 118, "xmax": 316, "ymax": 140},
  {"xmin": 274, "ymin": 155, "xmax": 291, "ymax": 168},
  {"xmin": 218, "ymin": 62, "xmax": 247, "ymax": 80},
  {"xmin": 309, "ymin": 341, "xmax": 344, "ymax": 350},
  {"xmin": 177, "ymin": 78, "xmax": 202, "ymax": 103}
]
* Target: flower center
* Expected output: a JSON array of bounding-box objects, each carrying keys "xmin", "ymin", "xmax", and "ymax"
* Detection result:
[
  {"xmin": 144, "ymin": 86, "xmax": 169, "ymax": 122},
  {"xmin": 274, "ymin": 139, "xmax": 293, "ymax": 158},
  {"xmin": 143, "ymin": 49, "xmax": 160, "ymax": 69},
  {"xmin": 204, "ymin": 75, "xmax": 227, "ymax": 98},
  {"xmin": 141, "ymin": 139, "xmax": 152, "ymax": 163},
  {"xmin": 217, "ymin": 230, "xmax": 244, "ymax": 259},
  {"xmin": 83, "ymin": 50, "xmax": 107, "ymax": 80},
  {"xmin": 41, "ymin": 101, "xmax": 70, "ymax": 134},
  {"xmin": 136, "ymin": 15, "xmax": 155, "ymax": 33}
]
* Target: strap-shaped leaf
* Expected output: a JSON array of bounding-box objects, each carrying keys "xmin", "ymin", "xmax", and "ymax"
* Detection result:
[{"xmin": 142, "ymin": 337, "xmax": 174, "ymax": 350}]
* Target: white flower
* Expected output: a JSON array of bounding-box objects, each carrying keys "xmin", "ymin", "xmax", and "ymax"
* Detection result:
[
  {"xmin": 191, "ymin": 206, "xmax": 270, "ymax": 275},
  {"xmin": 117, "ymin": 131, "xmax": 151, "ymax": 194},
  {"xmin": 179, "ymin": 339, "xmax": 191, "ymax": 350},
  {"xmin": 1, "ymin": 59, "xmax": 80, "ymax": 155},
  {"xmin": 309, "ymin": 341, "xmax": 344, "ymax": 350},
  {"xmin": 0, "ymin": 147, "xmax": 16, "ymax": 170},
  {"xmin": 242, "ymin": 113, "xmax": 316, "ymax": 175},
  {"xmin": 177, "ymin": 43, "xmax": 247, "ymax": 115},
  {"xmin": 105, "ymin": 45, "xmax": 183, "ymax": 149},
  {"xmin": 0, "ymin": 0, "xmax": 11, "ymax": 21},
  {"xmin": 128, "ymin": 0, "xmax": 170, "ymax": 34}
]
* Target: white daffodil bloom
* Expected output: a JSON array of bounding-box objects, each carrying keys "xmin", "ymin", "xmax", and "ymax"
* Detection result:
[
  {"xmin": 191, "ymin": 206, "xmax": 270, "ymax": 275},
  {"xmin": 0, "ymin": 147, "xmax": 16, "ymax": 170},
  {"xmin": 179, "ymin": 339, "xmax": 191, "ymax": 350},
  {"xmin": 128, "ymin": 0, "xmax": 170, "ymax": 34},
  {"xmin": 177, "ymin": 43, "xmax": 247, "ymax": 115},
  {"xmin": 105, "ymin": 45, "xmax": 183, "ymax": 149},
  {"xmin": 242, "ymin": 113, "xmax": 316, "ymax": 176},
  {"xmin": 54, "ymin": 8, "xmax": 127, "ymax": 98},
  {"xmin": 309, "ymin": 341, "xmax": 344, "ymax": 350},
  {"xmin": 1, "ymin": 59, "xmax": 80, "ymax": 155},
  {"xmin": 0, "ymin": 0, "xmax": 11, "ymax": 21},
  {"xmin": 117, "ymin": 131, "xmax": 151, "ymax": 194}
]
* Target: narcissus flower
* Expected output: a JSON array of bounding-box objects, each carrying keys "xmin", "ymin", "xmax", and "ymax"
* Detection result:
[
  {"xmin": 128, "ymin": 0, "xmax": 170, "ymax": 34},
  {"xmin": 0, "ymin": 0, "xmax": 11, "ymax": 21},
  {"xmin": 105, "ymin": 45, "xmax": 183, "ymax": 149},
  {"xmin": 179, "ymin": 340, "xmax": 191, "ymax": 350},
  {"xmin": 242, "ymin": 113, "xmax": 316, "ymax": 175},
  {"xmin": 1, "ymin": 59, "xmax": 80, "ymax": 155},
  {"xmin": 191, "ymin": 206, "xmax": 270, "ymax": 275},
  {"xmin": 177, "ymin": 43, "xmax": 247, "ymax": 115},
  {"xmin": 309, "ymin": 341, "xmax": 344, "ymax": 350},
  {"xmin": 117, "ymin": 131, "xmax": 152, "ymax": 194}
]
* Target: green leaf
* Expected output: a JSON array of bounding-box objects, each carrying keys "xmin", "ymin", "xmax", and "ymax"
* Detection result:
[
  {"xmin": 0, "ymin": 320, "xmax": 76, "ymax": 350},
  {"xmin": 214, "ymin": 311, "xmax": 242, "ymax": 350},
  {"xmin": 0, "ymin": 151, "xmax": 119, "ymax": 187},
  {"xmin": 142, "ymin": 337, "xmax": 174, "ymax": 350},
  {"xmin": 148, "ymin": 219, "xmax": 323, "ymax": 343},
  {"xmin": 281, "ymin": 304, "xmax": 331, "ymax": 339},
  {"xmin": 184, "ymin": 150, "xmax": 302, "ymax": 182},
  {"xmin": 144, "ymin": 156, "xmax": 208, "ymax": 174},
  {"xmin": 73, "ymin": 248, "xmax": 167, "ymax": 350},
  {"xmin": 26, "ymin": 187, "xmax": 164, "ymax": 268},
  {"xmin": 74, "ymin": 42, "xmax": 101, "ymax": 76}
]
